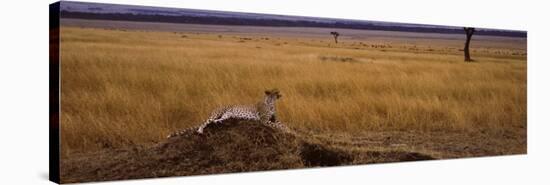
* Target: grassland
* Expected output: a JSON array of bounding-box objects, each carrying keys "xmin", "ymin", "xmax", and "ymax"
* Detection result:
[{"xmin": 59, "ymin": 24, "xmax": 526, "ymax": 159}]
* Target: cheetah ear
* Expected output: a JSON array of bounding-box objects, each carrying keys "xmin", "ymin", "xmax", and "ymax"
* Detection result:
[{"xmin": 265, "ymin": 90, "xmax": 270, "ymax": 95}]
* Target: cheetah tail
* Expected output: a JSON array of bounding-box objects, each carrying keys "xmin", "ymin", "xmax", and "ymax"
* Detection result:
[{"xmin": 166, "ymin": 126, "xmax": 200, "ymax": 138}]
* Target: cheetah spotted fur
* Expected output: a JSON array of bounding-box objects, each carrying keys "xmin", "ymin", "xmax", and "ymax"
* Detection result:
[{"xmin": 167, "ymin": 89, "xmax": 289, "ymax": 138}]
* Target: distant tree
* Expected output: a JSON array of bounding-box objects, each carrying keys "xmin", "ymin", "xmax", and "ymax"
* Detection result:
[
  {"xmin": 330, "ymin": 31, "xmax": 340, "ymax": 43},
  {"xmin": 463, "ymin": 27, "xmax": 475, "ymax": 62}
]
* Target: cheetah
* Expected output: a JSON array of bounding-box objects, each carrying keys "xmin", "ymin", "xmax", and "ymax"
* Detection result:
[{"xmin": 167, "ymin": 89, "xmax": 289, "ymax": 138}]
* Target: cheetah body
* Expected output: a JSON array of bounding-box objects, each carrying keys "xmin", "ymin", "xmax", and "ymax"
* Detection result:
[
  {"xmin": 167, "ymin": 89, "xmax": 288, "ymax": 138},
  {"xmin": 198, "ymin": 105, "xmax": 262, "ymax": 133}
]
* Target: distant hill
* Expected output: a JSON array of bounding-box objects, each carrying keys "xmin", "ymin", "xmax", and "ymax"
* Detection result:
[{"xmin": 58, "ymin": 1, "xmax": 527, "ymax": 38}]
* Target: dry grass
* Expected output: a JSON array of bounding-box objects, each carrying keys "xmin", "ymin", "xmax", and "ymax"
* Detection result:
[{"xmin": 60, "ymin": 27, "xmax": 526, "ymax": 156}]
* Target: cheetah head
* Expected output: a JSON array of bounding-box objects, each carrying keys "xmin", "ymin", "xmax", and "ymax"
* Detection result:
[{"xmin": 265, "ymin": 89, "xmax": 282, "ymax": 99}]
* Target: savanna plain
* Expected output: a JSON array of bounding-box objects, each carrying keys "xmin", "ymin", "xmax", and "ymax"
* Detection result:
[{"xmin": 59, "ymin": 19, "xmax": 526, "ymax": 182}]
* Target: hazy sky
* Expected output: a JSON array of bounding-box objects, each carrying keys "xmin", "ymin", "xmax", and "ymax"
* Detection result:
[{"xmin": 59, "ymin": 0, "xmax": 528, "ymax": 31}]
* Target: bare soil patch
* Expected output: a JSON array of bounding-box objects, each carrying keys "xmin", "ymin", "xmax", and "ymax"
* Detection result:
[{"xmin": 61, "ymin": 120, "xmax": 436, "ymax": 183}]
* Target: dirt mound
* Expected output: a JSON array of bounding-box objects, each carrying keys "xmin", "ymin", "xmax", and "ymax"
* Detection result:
[
  {"xmin": 60, "ymin": 120, "xmax": 433, "ymax": 183},
  {"xmin": 300, "ymin": 142, "xmax": 353, "ymax": 166},
  {"xmin": 61, "ymin": 120, "xmax": 305, "ymax": 183},
  {"xmin": 153, "ymin": 120, "xmax": 306, "ymax": 173}
]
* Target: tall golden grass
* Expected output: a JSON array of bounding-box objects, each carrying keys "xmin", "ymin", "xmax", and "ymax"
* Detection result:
[{"xmin": 60, "ymin": 27, "xmax": 526, "ymax": 156}]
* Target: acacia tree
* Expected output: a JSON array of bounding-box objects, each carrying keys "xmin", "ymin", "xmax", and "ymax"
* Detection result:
[
  {"xmin": 330, "ymin": 31, "xmax": 340, "ymax": 43},
  {"xmin": 463, "ymin": 27, "xmax": 475, "ymax": 62}
]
